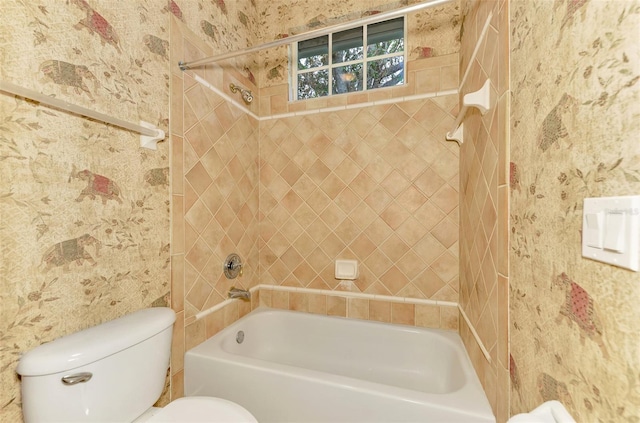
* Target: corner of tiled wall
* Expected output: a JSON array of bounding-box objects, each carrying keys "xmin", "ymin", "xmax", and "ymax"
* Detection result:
[
  {"xmin": 170, "ymin": 15, "xmax": 186, "ymax": 400},
  {"xmin": 458, "ymin": 0, "xmax": 509, "ymax": 421}
]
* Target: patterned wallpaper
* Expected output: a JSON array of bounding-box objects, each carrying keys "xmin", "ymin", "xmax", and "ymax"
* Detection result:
[
  {"xmin": 0, "ymin": 0, "xmax": 257, "ymax": 420},
  {"xmin": 170, "ymin": 0, "xmax": 259, "ymax": 88},
  {"xmin": 510, "ymin": 0, "xmax": 640, "ymax": 421},
  {"xmin": 0, "ymin": 1, "xmax": 171, "ymax": 421}
]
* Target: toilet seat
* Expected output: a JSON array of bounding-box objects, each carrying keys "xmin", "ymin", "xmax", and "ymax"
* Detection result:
[{"xmin": 145, "ymin": 397, "xmax": 257, "ymax": 422}]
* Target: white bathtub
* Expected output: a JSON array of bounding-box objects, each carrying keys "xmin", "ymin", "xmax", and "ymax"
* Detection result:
[{"xmin": 185, "ymin": 307, "xmax": 495, "ymax": 422}]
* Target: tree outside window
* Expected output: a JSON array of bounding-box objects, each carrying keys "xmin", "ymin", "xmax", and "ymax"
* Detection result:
[{"xmin": 294, "ymin": 17, "xmax": 405, "ymax": 100}]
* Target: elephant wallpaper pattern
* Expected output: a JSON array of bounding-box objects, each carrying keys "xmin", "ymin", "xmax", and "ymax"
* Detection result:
[
  {"xmin": 0, "ymin": 1, "xmax": 170, "ymax": 420},
  {"xmin": 0, "ymin": 0, "xmax": 257, "ymax": 420},
  {"xmin": 509, "ymin": 0, "xmax": 640, "ymax": 421}
]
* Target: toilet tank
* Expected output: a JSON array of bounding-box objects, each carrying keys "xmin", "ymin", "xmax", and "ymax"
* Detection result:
[{"xmin": 16, "ymin": 307, "xmax": 176, "ymax": 423}]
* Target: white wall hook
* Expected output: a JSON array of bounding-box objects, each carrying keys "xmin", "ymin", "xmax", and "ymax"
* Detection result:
[
  {"xmin": 445, "ymin": 79, "xmax": 492, "ymax": 146},
  {"xmin": 139, "ymin": 121, "xmax": 165, "ymax": 150},
  {"xmin": 445, "ymin": 123, "xmax": 464, "ymax": 145},
  {"xmin": 463, "ymin": 79, "xmax": 491, "ymax": 115}
]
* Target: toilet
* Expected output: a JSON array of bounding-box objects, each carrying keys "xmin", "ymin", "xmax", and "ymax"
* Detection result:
[{"xmin": 16, "ymin": 307, "xmax": 257, "ymax": 423}]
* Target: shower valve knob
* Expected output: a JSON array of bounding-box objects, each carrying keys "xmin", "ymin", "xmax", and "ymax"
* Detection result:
[{"xmin": 224, "ymin": 253, "xmax": 243, "ymax": 279}]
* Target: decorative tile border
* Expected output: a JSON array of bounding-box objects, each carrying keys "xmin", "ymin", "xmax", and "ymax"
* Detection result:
[
  {"xmin": 195, "ymin": 283, "xmax": 456, "ymax": 320},
  {"xmin": 194, "ymin": 72, "xmax": 458, "ymax": 121},
  {"xmin": 190, "ymin": 284, "xmax": 490, "ymax": 364}
]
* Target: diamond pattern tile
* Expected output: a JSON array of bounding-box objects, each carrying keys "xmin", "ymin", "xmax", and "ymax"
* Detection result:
[
  {"xmin": 258, "ymin": 97, "xmax": 459, "ymax": 295},
  {"xmin": 456, "ymin": 3, "xmax": 510, "ymax": 418},
  {"xmin": 176, "ymin": 79, "xmax": 259, "ymax": 319}
]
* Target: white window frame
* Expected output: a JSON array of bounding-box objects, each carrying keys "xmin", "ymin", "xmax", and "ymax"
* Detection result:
[{"xmin": 290, "ymin": 16, "xmax": 407, "ymax": 101}]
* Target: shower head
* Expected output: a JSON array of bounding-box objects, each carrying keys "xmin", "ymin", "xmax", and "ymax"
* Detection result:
[
  {"xmin": 229, "ymin": 83, "xmax": 253, "ymax": 104},
  {"xmin": 241, "ymin": 89, "xmax": 253, "ymax": 104}
]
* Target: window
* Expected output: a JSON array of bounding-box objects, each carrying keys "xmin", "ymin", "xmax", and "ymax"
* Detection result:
[{"xmin": 292, "ymin": 17, "xmax": 405, "ymax": 100}]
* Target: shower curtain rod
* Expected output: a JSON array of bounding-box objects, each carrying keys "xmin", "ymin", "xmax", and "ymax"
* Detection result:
[
  {"xmin": 0, "ymin": 80, "xmax": 165, "ymax": 150},
  {"xmin": 178, "ymin": 0, "xmax": 454, "ymax": 70}
]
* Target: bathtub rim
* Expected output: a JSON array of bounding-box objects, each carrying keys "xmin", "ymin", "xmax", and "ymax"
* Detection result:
[{"xmin": 186, "ymin": 306, "xmax": 495, "ymax": 421}]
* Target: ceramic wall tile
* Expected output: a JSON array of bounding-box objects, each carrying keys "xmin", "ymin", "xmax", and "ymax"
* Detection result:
[
  {"xmin": 260, "ymin": 95, "xmax": 460, "ymax": 299},
  {"xmin": 458, "ymin": 0, "xmax": 509, "ymax": 420}
]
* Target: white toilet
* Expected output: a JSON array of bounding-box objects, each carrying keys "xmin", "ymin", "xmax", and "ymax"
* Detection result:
[{"xmin": 16, "ymin": 307, "xmax": 257, "ymax": 423}]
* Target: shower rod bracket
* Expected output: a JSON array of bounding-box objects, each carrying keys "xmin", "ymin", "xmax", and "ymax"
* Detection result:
[
  {"xmin": 177, "ymin": 0, "xmax": 453, "ymax": 70},
  {"xmin": 139, "ymin": 120, "xmax": 166, "ymax": 150},
  {"xmin": 0, "ymin": 80, "xmax": 166, "ymax": 150}
]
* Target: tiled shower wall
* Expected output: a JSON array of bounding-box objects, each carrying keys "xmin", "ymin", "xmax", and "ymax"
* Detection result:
[
  {"xmin": 458, "ymin": 0, "xmax": 510, "ymax": 421},
  {"xmin": 169, "ymin": 0, "xmax": 464, "ymax": 402},
  {"xmin": 253, "ymin": 1, "xmax": 464, "ymax": 326},
  {"xmin": 259, "ymin": 95, "xmax": 461, "ymax": 305},
  {"xmin": 169, "ymin": 18, "xmax": 260, "ymax": 398}
]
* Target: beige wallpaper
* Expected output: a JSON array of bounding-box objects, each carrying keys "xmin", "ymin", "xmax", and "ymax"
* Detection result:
[
  {"xmin": 510, "ymin": 0, "xmax": 640, "ymax": 421},
  {"xmin": 457, "ymin": 0, "xmax": 510, "ymax": 421},
  {"xmin": 170, "ymin": 0, "xmax": 260, "ymax": 86},
  {"xmin": 0, "ymin": 1, "xmax": 171, "ymax": 421}
]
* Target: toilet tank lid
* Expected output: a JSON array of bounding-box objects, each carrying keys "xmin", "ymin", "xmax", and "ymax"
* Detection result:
[{"xmin": 16, "ymin": 307, "xmax": 176, "ymax": 376}]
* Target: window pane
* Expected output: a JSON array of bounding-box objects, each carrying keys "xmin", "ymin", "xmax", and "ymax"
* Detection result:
[
  {"xmin": 332, "ymin": 27, "xmax": 363, "ymax": 64},
  {"xmin": 367, "ymin": 56, "xmax": 404, "ymax": 89},
  {"xmin": 367, "ymin": 17, "xmax": 404, "ymax": 57},
  {"xmin": 298, "ymin": 70, "xmax": 329, "ymax": 99},
  {"xmin": 298, "ymin": 35, "xmax": 328, "ymax": 70},
  {"xmin": 332, "ymin": 64, "xmax": 363, "ymax": 95},
  {"xmin": 294, "ymin": 18, "xmax": 406, "ymax": 100}
]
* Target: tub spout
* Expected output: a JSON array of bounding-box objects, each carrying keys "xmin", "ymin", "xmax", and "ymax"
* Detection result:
[{"xmin": 228, "ymin": 287, "xmax": 251, "ymax": 301}]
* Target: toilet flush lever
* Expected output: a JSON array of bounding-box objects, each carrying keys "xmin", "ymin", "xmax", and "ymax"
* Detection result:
[{"xmin": 61, "ymin": 372, "xmax": 93, "ymax": 385}]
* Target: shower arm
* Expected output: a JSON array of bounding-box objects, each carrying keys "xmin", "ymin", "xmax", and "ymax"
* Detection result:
[{"xmin": 178, "ymin": 0, "xmax": 454, "ymax": 70}]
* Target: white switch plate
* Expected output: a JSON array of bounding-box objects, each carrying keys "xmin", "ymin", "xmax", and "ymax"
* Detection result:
[{"xmin": 582, "ymin": 195, "xmax": 640, "ymax": 271}]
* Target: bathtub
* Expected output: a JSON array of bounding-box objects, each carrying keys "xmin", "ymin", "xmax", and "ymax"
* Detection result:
[{"xmin": 185, "ymin": 307, "xmax": 495, "ymax": 422}]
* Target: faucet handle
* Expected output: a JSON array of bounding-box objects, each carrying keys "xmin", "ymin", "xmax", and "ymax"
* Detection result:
[{"xmin": 223, "ymin": 253, "xmax": 243, "ymax": 279}]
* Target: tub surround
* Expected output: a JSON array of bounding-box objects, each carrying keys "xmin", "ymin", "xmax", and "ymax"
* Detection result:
[
  {"xmin": 170, "ymin": 1, "xmax": 463, "ymax": 401},
  {"xmin": 457, "ymin": 0, "xmax": 510, "ymax": 420},
  {"xmin": 196, "ymin": 284, "xmax": 459, "ymax": 330}
]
